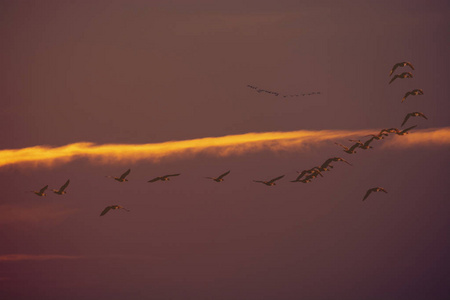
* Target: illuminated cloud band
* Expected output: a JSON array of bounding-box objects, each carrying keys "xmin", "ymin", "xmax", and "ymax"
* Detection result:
[{"xmin": 0, "ymin": 128, "xmax": 449, "ymax": 168}]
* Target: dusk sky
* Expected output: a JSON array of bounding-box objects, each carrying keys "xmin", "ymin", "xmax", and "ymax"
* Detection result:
[{"xmin": 1, "ymin": 0, "xmax": 450, "ymax": 299}]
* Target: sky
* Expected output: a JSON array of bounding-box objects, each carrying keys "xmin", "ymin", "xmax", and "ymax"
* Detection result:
[{"xmin": 1, "ymin": 0, "xmax": 450, "ymax": 299}]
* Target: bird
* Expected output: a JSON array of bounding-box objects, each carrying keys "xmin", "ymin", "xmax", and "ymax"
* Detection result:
[
  {"xmin": 363, "ymin": 187, "xmax": 388, "ymax": 201},
  {"xmin": 52, "ymin": 179, "xmax": 70, "ymax": 195},
  {"xmin": 291, "ymin": 168, "xmax": 322, "ymax": 182},
  {"xmin": 106, "ymin": 169, "xmax": 131, "ymax": 182},
  {"xmin": 350, "ymin": 137, "xmax": 376, "ymax": 150},
  {"xmin": 396, "ymin": 125, "xmax": 417, "ymax": 135},
  {"xmin": 334, "ymin": 142, "xmax": 362, "ymax": 154},
  {"xmin": 253, "ymin": 175, "xmax": 285, "ymax": 186},
  {"xmin": 401, "ymin": 112, "xmax": 428, "ymax": 127},
  {"xmin": 100, "ymin": 205, "xmax": 130, "ymax": 216},
  {"xmin": 32, "ymin": 185, "xmax": 48, "ymax": 197},
  {"xmin": 205, "ymin": 170, "xmax": 230, "ymax": 182},
  {"xmin": 322, "ymin": 157, "xmax": 352, "ymax": 169},
  {"xmin": 148, "ymin": 174, "xmax": 180, "ymax": 182},
  {"xmin": 401, "ymin": 89, "xmax": 423, "ymax": 103},
  {"xmin": 389, "ymin": 72, "xmax": 413, "ymax": 84},
  {"xmin": 389, "ymin": 61, "xmax": 415, "ymax": 76},
  {"xmin": 363, "ymin": 133, "xmax": 387, "ymax": 140},
  {"xmin": 379, "ymin": 128, "xmax": 400, "ymax": 135}
]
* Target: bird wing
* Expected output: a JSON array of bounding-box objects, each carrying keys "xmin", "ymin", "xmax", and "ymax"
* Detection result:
[
  {"xmin": 363, "ymin": 189, "xmax": 373, "ymax": 201},
  {"xmin": 165, "ymin": 174, "xmax": 180, "ymax": 177},
  {"xmin": 148, "ymin": 177, "xmax": 161, "ymax": 182},
  {"xmin": 100, "ymin": 206, "xmax": 112, "ymax": 216},
  {"xmin": 401, "ymin": 114, "xmax": 412, "ymax": 127},
  {"xmin": 39, "ymin": 185, "xmax": 48, "ymax": 194},
  {"xmin": 406, "ymin": 62, "xmax": 414, "ymax": 70},
  {"xmin": 379, "ymin": 188, "xmax": 388, "ymax": 193},
  {"xmin": 334, "ymin": 142, "xmax": 347, "ymax": 150},
  {"xmin": 389, "ymin": 74, "xmax": 399, "ymax": 84},
  {"xmin": 349, "ymin": 143, "xmax": 360, "ymax": 151},
  {"xmin": 363, "ymin": 137, "xmax": 375, "ymax": 147},
  {"xmin": 253, "ymin": 180, "xmax": 264, "ymax": 183},
  {"xmin": 338, "ymin": 158, "xmax": 352, "ymax": 165},
  {"xmin": 58, "ymin": 179, "xmax": 70, "ymax": 193},
  {"xmin": 268, "ymin": 175, "xmax": 285, "ymax": 183},
  {"xmin": 401, "ymin": 125, "xmax": 417, "ymax": 133},
  {"xmin": 402, "ymin": 91, "xmax": 412, "ymax": 103},
  {"xmin": 322, "ymin": 158, "xmax": 333, "ymax": 168},
  {"xmin": 418, "ymin": 112, "xmax": 428, "ymax": 120},
  {"xmin": 119, "ymin": 169, "xmax": 131, "ymax": 180},
  {"xmin": 217, "ymin": 170, "xmax": 230, "ymax": 180},
  {"xmin": 389, "ymin": 63, "xmax": 401, "ymax": 76}
]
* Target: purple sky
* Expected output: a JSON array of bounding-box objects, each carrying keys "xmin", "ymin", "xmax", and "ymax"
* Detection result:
[{"xmin": 1, "ymin": 0, "xmax": 450, "ymax": 299}]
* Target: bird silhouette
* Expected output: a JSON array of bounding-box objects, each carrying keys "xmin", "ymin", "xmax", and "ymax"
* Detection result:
[
  {"xmin": 396, "ymin": 125, "xmax": 417, "ymax": 135},
  {"xmin": 389, "ymin": 61, "xmax": 415, "ymax": 76},
  {"xmin": 363, "ymin": 187, "xmax": 388, "ymax": 201},
  {"xmin": 401, "ymin": 112, "xmax": 428, "ymax": 127},
  {"xmin": 402, "ymin": 89, "xmax": 423, "ymax": 103},
  {"xmin": 291, "ymin": 168, "xmax": 322, "ymax": 182},
  {"xmin": 364, "ymin": 133, "xmax": 387, "ymax": 140},
  {"xmin": 100, "ymin": 205, "xmax": 130, "ymax": 216},
  {"xmin": 106, "ymin": 169, "xmax": 131, "ymax": 182},
  {"xmin": 52, "ymin": 179, "xmax": 70, "ymax": 195},
  {"xmin": 350, "ymin": 137, "xmax": 376, "ymax": 150},
  {"xmin": 253, "ymin": 175, "xmax": 285, "ymax": 186},
  {"xmin": 389, "ymin": 72, "xmax": 413, "ymax": 84},
  {"xmin": 334, "ymin": 142, "xmax": 362, "ymax": 154},
  {"xmin": 205, "ymin": 170, "xmax": 230, "ymax": 182},
  {"xmin": 32, "ymin": 185, "xmax": 48, "ymax": 197},
  {"xmin": 148, "ymin": 174, "xmax": 180, "ymax": 182}
]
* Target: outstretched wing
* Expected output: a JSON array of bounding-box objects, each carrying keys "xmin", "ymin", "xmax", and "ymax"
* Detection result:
[
  {"xmin": 418, "ymin": 112, "xmax": 428, "ymax": 120},
  {"xmin": 363, "ymin": 189, "xmax": 374, "ymax": 201},
  {"xmin": 148, "ymin": 177, "xmax": 161, "ymax": 183},
  {"xmin": 253, "ymin": 180, "xmax": 264, "ymax": 183},
  {"xmin": 379, "ymin": 188, "xmax": 388, "ymax": 193},
  {"xmin": 100, "ymin": 206, "xmax": 112, "ymax": 216},
  {"xmin": 389, "ymin": 63, "xmax": 401, "ymax": 76},
  {"xmin": 58, "ymin": 179, "xmax": 70, "ymax": 193},
  {"xmin": 165, "ymin": 174, "xmax": 180, "ymax": 178},
  {"xmin": 268, "ymin": 175, "xmax": 285, "ymax": 184},
  {"xmin": 401, "ymin": 125, "xmax": 417, "ymax": 133},
  {"xmin": 405, "ymin": 62, "xmax": 415, "ymax": 70},
  {"xmin": 334, "ymin": 142, "xmax": 347, "ymax": 150},
  {"xmin": 401, "ymin": 113, "xmax": 412, "ymax": 127},
  {"xmin": 39, "ymin": 185, "xmax": 48, "ymax": 194},
  {"xmin": 402, "ymin": 91, "xmax": 411, "ymax": 103},
  {"xmin": 337, "ymin": 157, "xmax": 352, "ymax": 165},
  {"xmin": 389, "ymin": 74, "xmax": 399, "ymax": 84},
  {"xmin": 119, "ymin": 169, "xmax": 131, "ymax": 180},
  {"xmin": 217, "ymin": 170, "xmax": 230, "ymax": 180}
]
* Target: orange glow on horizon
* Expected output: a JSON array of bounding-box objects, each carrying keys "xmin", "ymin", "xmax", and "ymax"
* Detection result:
[{"xmin": 0, "ymin": 128, "xmax": 449, "ymax": 168}]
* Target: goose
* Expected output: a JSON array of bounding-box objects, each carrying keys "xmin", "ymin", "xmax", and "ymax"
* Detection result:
[
  {"xmin": 396, "ymin": 125, "xmax": 417, "ymax": 135},
  {"xmin": 334, "ymin": 142, "xmax": 362, "ymax": 154},
  {"xmin": 100, "ymin": 205, "xmax": 130, "ymax": 216},
  {"xmin": 350, "ymin": 137, "xmax": 376, "ymax": 150},
  {"xmin": 253, "ymin": 175, "xmax": 285, "ymax": 186},
  {"xmin": 32, "ymin": 185, "xmax": 48, "ymax": 197},
  {"xmin": 364, "ymin": 133, "xmax": 387, "ymax": 140},
  {"xmin": 148, "ymin": 174, "xmax": 180, "ymax": 183},
  {"xmin": 379, "ymin": 128, "xmax": 400, "ymax": 135},
  {"xmin": 389, "ymin": 72, "xmax": 413, "ymax": 84},
  {"xmin": 106, "ymin": 169, "xmax": 131, "ymax": 182},
  {"xmin": 402, "ymin": 89, "xmax": 423, "ymax": 103},
  {"xmin": 322, "ymin": 157, "xmax": 352, "ymax": 169},
  {"xmin": 205, "ymin": 170, "xmax": 230, "ymax": 182},
  {"xmin": 389, "ymin": 62, "xmax": 414, "ymax": 76},
  {"xmin": 291, "ymin": 168, "xmax": 322, "ymax": 182},
  {"xmin": 363, "ymin": 187, "xmax": 388, "ymax": 201},
  {"xmin": 401, "ymin": 112, "xmax": 427, "ymax": 127},
  {"xmin": 52, "ymin": 179, "xmax": 70, "ymax": 195}
]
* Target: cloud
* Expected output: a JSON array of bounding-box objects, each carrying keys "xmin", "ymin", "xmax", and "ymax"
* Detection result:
[
  {"xmin": 0, "ymin": 254, "xmax": 82, "ymax": 262},
  {"xmin": 0, "ymin": 204, "xmax": 79, "ymax": 225},
  {"xmin": 0, "ymin": 128, "xmax": 448, "ymax": 168}
]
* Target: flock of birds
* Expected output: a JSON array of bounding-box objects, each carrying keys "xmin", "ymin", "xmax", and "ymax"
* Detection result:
[
  {"xmin": 247, "ymin": 84, "xmax": 321, "ymax": 98},
  {"xmin": 30, "ymin": 61, "xmax": 427, "ymax": 215}
]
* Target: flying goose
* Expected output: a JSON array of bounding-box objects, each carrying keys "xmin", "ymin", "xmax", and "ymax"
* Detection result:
[
  {"xmin": 396, "ymin": 125, "xmax": 417, "ymax": 135},
  {"xmin": 402, "ymin": 89, "xmax": 423, "ymax": 103},
  {"xmin": 100, "ymin": 205, "xmax": 130, "ymax": 216},
  {"xmin": 52, "ymin": 179, "xmax": 70, "ymax": 195},
  {"xmin": 401, "ymin": 112, "xmax": 428, "ymax": 127},
  {"xmin": 32, "ymin": 185, "xmax": 48, "ymax": 197},
  {"xmin": 148, "ymin": 174, "xmax": 181, "ymax": 182},
  {"xmin": 205, "ymin": 170, "xmax": 230, "ymax": 182},
  {"xmin": 389, "ymin": 62, "xmax": 414, "ymax": 76},
  {"xmin": 334, "ymin": 142, "xmax": 362, "ymax": 154},
  {"xmin": 291, "ymin": 168, "xmax": 322, "ymax": 182},
  {"xmin": 106, "ymin": 169, "xmax": 131, "ymax": 182},
  {"xmin": 389, "ymin": 72, "xmax": 413, "ymax": 84},
  {"xmin": 363, "ymin": 187, "xmax": 388, "ymax": 201},
  {"xmin": 350, "ymin": 137, "xmax": 376, "ymax": 150},
  {"xmin": 253, "ymin": 175, "xmax": 285, "ymax": 186}
]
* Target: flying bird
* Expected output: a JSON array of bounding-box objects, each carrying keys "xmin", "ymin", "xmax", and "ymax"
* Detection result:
[
  {"xmin": 32, "ymin": 185, "xmax": 48, "ymax": 197},
  {"xmin": 148, "ymin": 174, "xmax": 181, "ymax": 182},
  {"xmin": 100, "ymin": 205, "xmax": 130, "ymax": 216},
  {"xmin": 401, "ymin": 112, "xmax": 428, "ymax": 127},
  {"xmin": 363, "ymin": 187, "xmax": 388, "ymax": 201},
  {"xmin": 402, "ymin": 89, "xmax": 423, "ymax": 103},
  {"xmin": 364, "ymin": 133, "xmax": 387, "ymax": 140},
  {"xmin": 205, "ymin": 170, "xmax": 230, "ymax": 182},
  {"xmin": 291, "ymin": 168, "xmax": 322, "ymax": 182},
  {"xmin": 322, "ymin": 157, "xmax": 352, "ymax": 169},
  {"xmin": 334, "ymin": 142, "xmax": 362, "ymax": 154},
  {"xmin": 253, "ymin": 175, "xmax": 285, "ymax": 186},
  {"xmin": 379, "ymin": 128, "xmax": 400, "ymax": 135},
  {"xmin": 389, "ymin": 72, "xmax": 413, "ymax": 84},
  {"xmin": 396, "ymin": 125, "xmax": 417, "ymax": 135},
  {"xmin": 106, "ymin": 169, "xmax": 131, "ymax": 182},
  {"xmin": 389, "ymin": 62, "xmax": 414, "ymax": 76},
  {"xmin": 52, "ymin": 179, "xmax": 70, "ymax": 195},
  {"xmin": 350, "ymin": 137, "xmax": 376, "ymax": 150}
]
